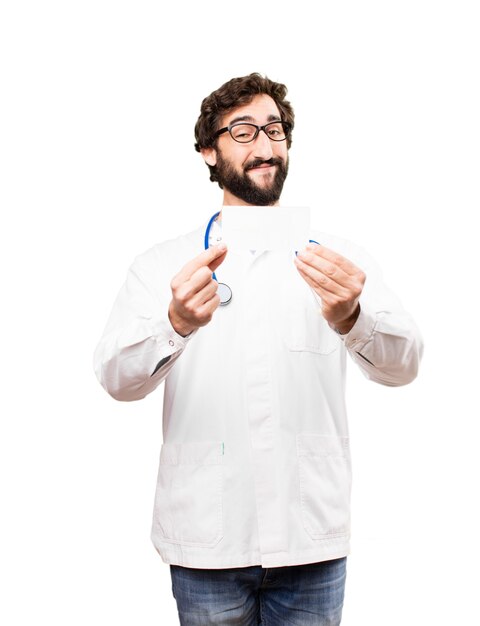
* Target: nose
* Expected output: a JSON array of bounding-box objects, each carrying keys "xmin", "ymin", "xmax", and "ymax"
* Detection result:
[{"xmin": 252, "ymin": 129, "xmax": 274, "ymax": 160}]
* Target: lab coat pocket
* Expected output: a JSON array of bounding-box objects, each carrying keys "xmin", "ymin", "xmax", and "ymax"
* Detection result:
[
  {"xmin": 285, "ymin": 300, "xmax": 339, "ymax": 355},
  {"xmin": 297, "ymin": 434, "xmax": 351, "ymax": 539},
  {"xmin": 152, "ymin": 441, "xmax": 223, "ymax": 548}
]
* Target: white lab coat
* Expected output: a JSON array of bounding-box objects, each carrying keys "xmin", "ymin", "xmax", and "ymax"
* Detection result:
[{"xmin": 94, "ymin": 219, "xmax": 423, "ymax": 568}]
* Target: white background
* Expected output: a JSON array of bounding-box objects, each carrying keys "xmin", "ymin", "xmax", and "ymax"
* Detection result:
[{"xmin": 1, "ymin": 1, "xmax": 479, "ymax": 624}]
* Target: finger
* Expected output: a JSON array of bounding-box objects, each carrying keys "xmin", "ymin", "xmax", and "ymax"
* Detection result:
[
  {"xmin": 296, "ymin": 249, "xmax": 350, "ymax": 289},
  {"xmin": 189, "ymin": 278, "xmax": 220, "ymax": 309},
  {"xmin": 176, "ymin": 244, "xmax": 228, "ymax": 283},
  {"xmin": 172, "ymin": 277, "xmax": 219, "ymax": 325},
  {"xmin": 174, "ymin": 266, "xmax": 215, "ymax": 302},
  {"xmin": 295, "ymin": 264, "xmax": 318, "ymax": 292},
  {"xmin": 194, "ymin": 293, "xmax": 221, "ymax": 326},
  {"xmin": 304, "ymin": 243, "xmax": 360, "ymax": 277},
  {"xmin": 182, "ymin": 249, "xmax": 227, "ymax": 295},
  {"xmin": 189, "ymin": 266, "xmax": 217, "ymax": 292},
  {"xmin": 208, "ymin": 248, "xmax": 228, "ymax": 274},
  {"xmin": 294, "ymin": 258, "xmax": 350, "ymax": 298}
]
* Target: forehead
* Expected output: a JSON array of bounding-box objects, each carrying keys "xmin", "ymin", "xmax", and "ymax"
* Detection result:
[{"xmin": 222, "ymin": 94, "xmax": 281, "ymax": 127}]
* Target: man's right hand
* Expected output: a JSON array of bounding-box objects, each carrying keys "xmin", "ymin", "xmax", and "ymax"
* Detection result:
[{"xmin": 168, "ymin": 244, "xmax": 228, "ymax": 337}]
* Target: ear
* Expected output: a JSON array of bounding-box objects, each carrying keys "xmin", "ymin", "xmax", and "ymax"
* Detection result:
[{"xmin": 201, "ymin": 147, "xmax": 217, "ymax": 167}]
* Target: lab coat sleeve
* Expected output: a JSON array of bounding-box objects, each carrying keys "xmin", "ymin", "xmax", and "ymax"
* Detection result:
[
  {"xmin": 341, "ymin": 301, "xmax": 423, "ymax": 386},
  {"xmin": 335, "ymin": 240, "xmax": 423, "ymax": 387},
  {"xmin": 94, "ymin": 246, "xmax": 195, "ymax": 402}
]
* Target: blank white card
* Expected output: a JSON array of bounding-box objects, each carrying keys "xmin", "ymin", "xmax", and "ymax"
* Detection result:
[{"xmin": 221, "ymin": 206, "xmax": 310, "ymax": 251}]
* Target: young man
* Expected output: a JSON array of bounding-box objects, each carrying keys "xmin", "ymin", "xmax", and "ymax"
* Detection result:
[{"xmin": 94, "ymin": 73, "xmax": 423, "ymax": 625}]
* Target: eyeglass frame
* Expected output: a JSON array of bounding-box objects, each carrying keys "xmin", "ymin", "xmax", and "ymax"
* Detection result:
[{"xmin": 213, "ymin": 120, "xmax": 292, "ymax": 144}]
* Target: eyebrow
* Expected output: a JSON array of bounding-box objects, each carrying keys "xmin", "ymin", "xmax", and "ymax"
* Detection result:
[{"xmin": 227, "ymin": 113, "xmax": 282, "ymax": 126}]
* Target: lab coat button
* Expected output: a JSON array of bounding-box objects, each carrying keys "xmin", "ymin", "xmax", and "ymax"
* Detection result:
[{"xmin": 169, "ymin": 340, "xmax": 175, "ymax": 347}]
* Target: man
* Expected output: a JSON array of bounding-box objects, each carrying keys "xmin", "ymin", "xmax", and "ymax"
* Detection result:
[{"xmin": 94, "ymin": 73, "xmax": 423, "ymax": 625}]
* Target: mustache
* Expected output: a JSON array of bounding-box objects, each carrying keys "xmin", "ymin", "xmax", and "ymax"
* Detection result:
[{"xmin": 244, "ymin": 157, "xmax": 284, "ymax": 171}]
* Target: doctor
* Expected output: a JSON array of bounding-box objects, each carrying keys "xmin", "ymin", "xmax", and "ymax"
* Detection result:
[{"xmin": 95, "ymin": 73, "xmax": 423, "ymax": 626}]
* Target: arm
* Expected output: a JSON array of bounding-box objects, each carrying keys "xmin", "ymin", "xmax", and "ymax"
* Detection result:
[
  {"xmin": 94, "ymin": 254, "xmax": 190, "ymax": 402},
  {"xmin": 295, "ymin": 242, "xmax": 423, "ymax": 387},
  {"xmin": 94, "ymin": 243, "xmax": 228, "ymax": 402},
  {"xmin": 337, "ymin": 299, "xmax": 423, "ymax": 387}
]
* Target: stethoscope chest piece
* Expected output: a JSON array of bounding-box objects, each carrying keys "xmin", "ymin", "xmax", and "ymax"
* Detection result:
[{"xmin": 217, "ymin": 282, "xmax": 232, "ymax": 306}]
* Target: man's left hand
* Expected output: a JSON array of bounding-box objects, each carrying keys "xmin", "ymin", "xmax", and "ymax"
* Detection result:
[{"xmin": 294, "ymin": 243, "xmax": 366, "ymax": 335}]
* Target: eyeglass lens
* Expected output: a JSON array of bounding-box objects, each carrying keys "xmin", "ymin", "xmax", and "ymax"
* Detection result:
[{"xmin": 230, "ymin": 122, "xmax": 288, "ymax": 143}]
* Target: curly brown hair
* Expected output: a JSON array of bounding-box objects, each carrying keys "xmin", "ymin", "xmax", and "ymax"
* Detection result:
[{"xmin": 194, "ymin": 73, "xmax": 294, "ymax": 184}]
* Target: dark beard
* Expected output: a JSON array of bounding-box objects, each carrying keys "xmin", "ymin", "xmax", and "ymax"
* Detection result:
[{"xmin": 214, "ymin": 154, "xmax": 288, "ymax": 206}]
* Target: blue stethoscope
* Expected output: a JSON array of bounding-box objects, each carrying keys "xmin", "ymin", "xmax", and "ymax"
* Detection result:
[{"xmin": 204, "ymin": 211, "xmax": 319, "ymax": 306}]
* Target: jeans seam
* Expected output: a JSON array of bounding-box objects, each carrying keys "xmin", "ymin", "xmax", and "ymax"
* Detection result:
[{"xmin": 259, "ymin": 592, "xmax": 267, "ymax": 626}]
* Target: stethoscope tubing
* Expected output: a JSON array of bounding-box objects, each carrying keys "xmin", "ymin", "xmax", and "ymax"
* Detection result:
[{"xmin": 204, "ymin": 211, "xmax": 222, "ymax": 282}]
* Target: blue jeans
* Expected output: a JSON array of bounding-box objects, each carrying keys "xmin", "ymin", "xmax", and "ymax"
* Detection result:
[{"xmin": 170, "ymin": 558, "xmax": 347, "ymax": 625}]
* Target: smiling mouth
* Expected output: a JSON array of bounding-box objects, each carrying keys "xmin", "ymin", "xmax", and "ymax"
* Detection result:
[
  {"xmin": 246, "ymin": 158, "xmax": 281, "ymax": 172},
  {"xmin": 249, "ymin": 164, "xmax": 275, "ymax": 171}
]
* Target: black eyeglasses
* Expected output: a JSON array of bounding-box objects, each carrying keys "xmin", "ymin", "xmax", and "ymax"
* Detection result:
[{"xmin": 214, "ymin": 121, "xmax": 291, "ymax": 144}]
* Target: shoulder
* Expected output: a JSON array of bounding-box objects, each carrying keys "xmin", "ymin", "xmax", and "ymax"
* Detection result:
[
  {"xmin": 310, "ymin": 230, "xmax": 383, "ymax": 281},
  {"xmin": 309, "ymin": 229, "xmax": 368, "ymax": 260},
  {"xmin": 131, "ymin": 223, "xmax": 206, "ymax": 271}
]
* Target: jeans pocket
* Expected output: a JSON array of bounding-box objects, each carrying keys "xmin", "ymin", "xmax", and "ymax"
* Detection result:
[
  {"xmin": 297, "ymin": 434, "xmax": 351, "ymax": 539},
  {"xmin": 153, "ymin": 441, "xmax": 224, "ymax": 548}
]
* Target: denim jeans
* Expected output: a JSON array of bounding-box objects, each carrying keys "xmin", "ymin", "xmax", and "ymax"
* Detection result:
[{"xmin": 170, "ymin": 557, "xmax": 347, "ymax": 625}]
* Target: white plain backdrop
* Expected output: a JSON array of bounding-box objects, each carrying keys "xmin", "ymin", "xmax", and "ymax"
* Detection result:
[{"xmin": 1, "ymin": 1, "xmax": 479, "ymax": 624}]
